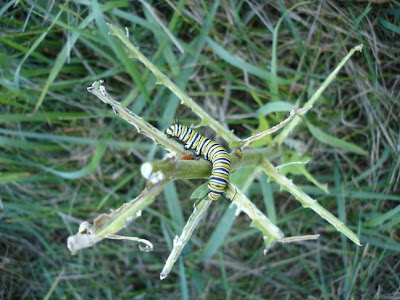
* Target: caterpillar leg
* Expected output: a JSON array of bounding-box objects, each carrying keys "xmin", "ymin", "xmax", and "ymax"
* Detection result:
[
  {"xmin": 221, "ymin": 188, "xmax": 237, "ymax": 203},
  {"xmin": 193, "ymin": 189, "xmax": 236, "ymax": 207},
  {"xmin": 221, "ymin": 193, "xmax": 232, "ymax": 203},
  {"xmin": 193, "ymin": 193, "xmax": 209, "ymax": 208}
]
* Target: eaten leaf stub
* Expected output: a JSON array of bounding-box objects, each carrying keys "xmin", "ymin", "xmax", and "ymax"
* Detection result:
[
  {"xmin": 99, "ymin": 85, "xmax": 107, "ymax": 96},
  {"xmin": 106, "ymin": 234, "xmax": 154, "ymax": 252},
  {"xmin": 139, "ymin": 244, "xmax": 153, "ymax": 252},
  {"xmin": 160, "ymin": 272, "xmax": 168, "ymax": 280},
  {"xmin": 262, "ymin": 235, "xmax": 278, "ymax": 254},
  {"xmin": 67, "ymin": 222, "xmax": 102, "ymax": 255},
  {"xmin": 87, "ymin": 79, "xmax": 104, "ymax": 93},
  {"xmin": 141, "ymin": 162, "xmax": 153, "ymax": 179},
  {"xmin": 142, "ymin": 163, "xmax": 167, "ymax": 184},
  {"xmin": 173, "ymin": 235, "xmax": 181, "ymax": 246},
  {"xmin": 250, "ymin": 219, "xmax": 270, "ymax": 236},
  {"xmin": 164, "ymin": 152, "xmax": 177, "ymax": 160},
  {"xmin": 78, "ymin": 221, "xmax": 93, "ymax": 234},
  {"xmin": 149, "ymin": 171, "xmax": 164, "ymax": 184}
]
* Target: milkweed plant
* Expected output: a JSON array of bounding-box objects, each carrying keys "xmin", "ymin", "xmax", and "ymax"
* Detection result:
[{"xmin": 67, "ymin": 24, "xmax": 362, "ymax": 280}]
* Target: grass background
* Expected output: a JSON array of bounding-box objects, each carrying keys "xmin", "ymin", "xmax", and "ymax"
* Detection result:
[{"xmin": 1, "ymin": 0, "xmax": 399, "ymax": 299}]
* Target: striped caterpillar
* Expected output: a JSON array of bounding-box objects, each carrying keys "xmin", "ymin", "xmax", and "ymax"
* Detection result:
[{"xmin": 165, "ymin": 123, "xmax": 232, "ymax": 203}]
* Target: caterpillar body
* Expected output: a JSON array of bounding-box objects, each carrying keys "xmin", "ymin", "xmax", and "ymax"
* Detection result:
[{"xmin": 165, "ymin": 124, "xmax": 232, "ymax": 202}]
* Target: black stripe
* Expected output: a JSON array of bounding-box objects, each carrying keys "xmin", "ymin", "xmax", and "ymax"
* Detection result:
[
  {"xmin": 187, "ymin": 132, "xmax": 199, "ymax": 149},
  {"xmin": 211, "ymin": 149, "xmax": 227, "ymax": 160},
  {"xmin": 181, "ymin": 126, "xmax": 190, "ymax": 141},
  {"xmin": 213, "ymin": 158, "xmax": 232, "ymax": 166},
  {"xmin": 205, "ymin": 143, "xmax": 219, "ymax": 160},
  {"xmin": 200, "ymin": 139, "xmax": 212, "ymax": 157},
  {"xmin": 210, "ymin": 176, "xmax": 228, "ymax": 184},
  {"xmin": 196, "ymin": 137, "xmax": 208, "ymax": 155}
]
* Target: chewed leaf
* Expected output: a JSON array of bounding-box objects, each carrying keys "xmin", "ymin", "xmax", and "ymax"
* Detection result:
[
  {"xmin": 249, "ymin": 219, "xmax": 270, "ymax": 236},
  {"xmin": 250, "ymin": 219, "xmax": 277, "ymax": 251},
  {"xmin": 280, "ymin": 151, "xmax": 309, "ymax": 176},
  {"xmin": 280, "ymin": 151, "xmax": 329, "ymax": 194},
  {"xmin": 305, "ymin": 119, "xmax": 367, "ymax": 156}
]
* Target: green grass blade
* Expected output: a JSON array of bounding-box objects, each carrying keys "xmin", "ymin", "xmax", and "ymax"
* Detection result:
[
  {"xmin": 378, "ymin": 17, "xmax": 400, "ymax": 34},
  {"xmin": 14, "ymin": 9, "xmax": 63, "ymax": 91},
  {"xmin": 178, "ymin": 258, "xmax": 189, "ymax": 300},
  {"xmin": 305, "ymin": 119, "xmax": 367, "ymax": 155},
  {"xmin": 197, "ymin": 204, "xmax": 237, "ymax": 261},
  {"xmin": 92, "ymin": 0, "xmax": 150, "ymax": 103},
  {"xmin": 0, "ymin": 128, "xmax": 150, "ymax": 150},
  {"xmin": 0, "ymin": 0, "xmax": 17, "ymax": 17},
  {"xmin": 164, "ymin": 181, "xmax": 185, "ymax": 231},
  {"xmin": 205, "ymin": 37, "xmax": 292, "ymax": 85},
  {"xmin": 32, "ymin": 14, "xmax": 95, "ymax": 113},
  {"xmin": 0, "ymin": 172, "xmax": 31, "ymax": 184},
  {"xmin": 257, "ymin": 101, "xmax": 294, "ymax": 116},
  {"xmin": 29, "ymin": 144, "xmax": 106, "ymax": 179},
  {"xmin": 334, "ymin": 163, "xmax": 348, "ymax": 270},
  {"xmin": 261, "ymin": 174, "xmax": 277, "ymax": 224},
  {"xmin": 364, "ymin": 204, "xmax": 400, "ymax": 227}
]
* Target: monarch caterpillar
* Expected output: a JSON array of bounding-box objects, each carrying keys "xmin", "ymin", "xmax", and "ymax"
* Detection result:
[{"xmin": 165, "ymin": 123, "xmax": 232, "ymax": 203}]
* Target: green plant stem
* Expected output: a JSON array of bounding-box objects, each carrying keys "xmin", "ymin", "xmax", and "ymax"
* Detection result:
[
  {"xmin": 262, "ymin": 158, "xmax": 361, "ymax": 246},
  {"xmin": 227, "ymin": 183, "xmax": 284, "ymax": 251},
  {"xmin": 235, "ymin": 105, "xmax": 311, "ymax": 149},
  {"xmin": 95, "ymin": 182, "xmax": 167, "ymax": 238},
  {"xmin": 108, "ymin": 23, "xmax": 240, "ymax": 145},
  {"xmin": 274, "ymin": 44, "xmax": 363, "ymax": 145},
  {"xmin": 160, "ymin": 198, "xmax": 212, "ymax": 280},
  {"xmin": 141, "ymin": 147, "xmax": 280, "ymax": 181},
  {"xmin": 87, "ymin": 80, "xmax": 184, "ymax": 154},
  {"xmin": 67, "ymin": 181, "xmax": 166, "ymax": 255}
]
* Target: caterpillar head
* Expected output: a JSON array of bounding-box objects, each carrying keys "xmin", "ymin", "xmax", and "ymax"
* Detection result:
[{"xmin": 165, "ymin": 124, "xmax": 176, "ymax": 138}]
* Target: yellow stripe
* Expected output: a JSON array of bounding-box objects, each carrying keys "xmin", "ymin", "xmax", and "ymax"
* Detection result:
[
  {"xmin": 209, "ymin": 145, "xmax": 224, "ymax": 159},
  {"xmin": 214, "ymin": 153, "xmax": 230, "ymax": 160},
  {"xmin": 183, "ymin": 127, "xmax": 192, "ymax": 142},
  {"xmin": 211, "ymin": 172, "xmax": 229, "ymax": 179},
  {"xmin": 179, "ymin": 125, "xmax": 187, "ymax": 139},
  {"xmin": 186, "ymin": 130, "xmax": 196, "ymax": 144},
  {"xmin": 209, "ymin": 183, "xmax": 225, "ymax": 190},
  {"xmin": 201, "ymin": 141, "xmax": 216, "ymax": 157},
  {"xmin": 195, "ymin": 136, "xmax": 206, "ymax": 151},
  {"xmin": 213, "ymin": 162, "xmax": 231, "ymax": 169}
]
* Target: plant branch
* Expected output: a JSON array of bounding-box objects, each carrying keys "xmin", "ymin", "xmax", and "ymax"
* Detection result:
[
  {"xmin": 237, "ymin": 105, "xmax": 312, "ymax": 149},
  {"xmin": 160, "ymin": 199, "xmax": 212, "ymax": 280},
  {"xmin": 227, "ymin": 183, "xmax": 284, "ymax": 252},
  {"xmin": 107, "ymin": 23, "xmax": 240, "ymax": 145},
  {"xmin": 141, "ymin": 147, "xmax": 280, "ymax": 181},
  {"xmin": 87, "ymin": 80, "xmax": 184, "ymax": 155},
  {"xmin": 67, "ymin": 181, "xmax": 167, "ymax": 254},
  {"xmin": 262, "ymin": 158, "xmax": 361, "ymax": 246},
  {"xmin": 274, "ymin": 44, "xmax": 364, "ymax": 145}
]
